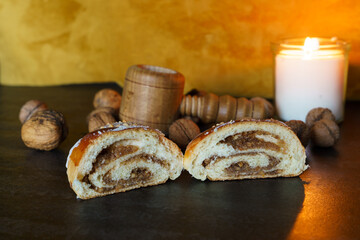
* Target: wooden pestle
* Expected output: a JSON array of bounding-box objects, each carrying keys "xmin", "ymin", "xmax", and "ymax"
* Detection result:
[
  {"xmin": 119, "ymin": 65, "xmax": 185, "ymax": 134},
  {"xmin": 180, "ymin": 92, "xmax": 274, "ymax": 124}
]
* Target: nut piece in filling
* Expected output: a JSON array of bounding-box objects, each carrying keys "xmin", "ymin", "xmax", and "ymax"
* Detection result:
[
  {"xmin": 202, "ymin": 153, "xmax": 281, "ymax": 177},
  {"xmin": 84, "ymin": 153, "xmax": 170, "ymax": 193},
  {"xmin": 92, "ymin": 142, "xmax": 139, "ymax": 170},
  {"xmin": 220, "ymin": 131, "xmax": 283, "ymax": 152},
  {"xmin": 224, "ymin": 155, "xmax": 280, "ymax": 177},
  {"xmin": 183, "ymin": 119, "xmax": 307, "ymax": 181},
  {"xmin": 103, "ymin": 167, "xmax": 152, "ymax": 189},
  {"xmin": 66, "ymin": 123, "xmax": 183, "ymax": 199}
]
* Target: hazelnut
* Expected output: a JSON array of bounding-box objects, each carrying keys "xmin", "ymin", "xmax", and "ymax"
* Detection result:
[
  {"xmin": 285, "ymin": 120, "xmax": 310, "ymax": 147},
  {"xmin": 93, "ymin": 89, "xmax": 122, "ymax": 114},
  {"xmin": 310, "ymin": 119, "xmax": 340, "ymax": 147},
  {"xmin": 306, "ymin": 107, "xmax": 336, "ymax": 128},
  {"xmin": 169, "ymin": 118, "xmax": 200, "ymax": 149},
  {"xmin": 21, "ymin": 110, "xmax": 68, "ymax": 151},
  {"xmin": 19, "ymin": 100, "xmax": 48, "ymax": 124},
  {"xmin": 88, "ymin": 111, "xmax": 116, "ymax": 132}
]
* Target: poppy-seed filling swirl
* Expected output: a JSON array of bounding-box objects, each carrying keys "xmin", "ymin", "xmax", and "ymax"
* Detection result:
[{"xmin": 82, "ymin": 140, "xmax": 170, "ymax": 193}]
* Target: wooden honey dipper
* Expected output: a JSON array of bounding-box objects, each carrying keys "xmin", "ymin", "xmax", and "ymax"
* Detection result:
[{"xmin": 180, "ymin": 92, "xmax": 274, "ymax": 124}]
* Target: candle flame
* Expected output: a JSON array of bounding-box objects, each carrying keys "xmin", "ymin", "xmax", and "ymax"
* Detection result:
[{"xmin": 303, "ymin": 37, "xmax": 319, "ymax": 52}]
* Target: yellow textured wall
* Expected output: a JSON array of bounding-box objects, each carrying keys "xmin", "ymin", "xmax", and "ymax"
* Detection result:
[{"xmin": 0, "ymin": 0, "xmax": 359, "ymax": 99}]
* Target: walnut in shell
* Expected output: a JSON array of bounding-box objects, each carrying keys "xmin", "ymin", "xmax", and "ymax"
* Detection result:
[
  {"xmin": 93, "ymin": 89, "xmax": 122, "ymax": 113},
  {"xmin": 86, "ymin": 107, "xmax": 117, "ymax": 124},
  {"xmin": 21, "ymin": 110, "xmax": 68, "ymax": 151},
  {"xmin": 310, "ymin": 119, "xmax": 340, "ymax": 147},
  {"xmin": 169, "ymin": 118, "xmax": 200, "ymax": 149},
  {"xmin": 285, "ymin": 120, "xmax": 310, "ymax": 147},
  {"xmin": 306, "ymin": 107, "xmax": 336, "ymax": 128},
  {"xmin": 19, "ymin": 100, "xmax": 48, "ymax": 124},
  {"xmin": 88, "ymin": 111, "xmax": 116, "ymax": 132}
]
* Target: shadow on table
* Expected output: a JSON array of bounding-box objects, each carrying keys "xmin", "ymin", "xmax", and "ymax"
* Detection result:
[
  {"xmin": 306, "ymin": 144, "xmax": 339, "ymax": 163},
  {"xmin": 66, "ymin": 173, "xmax": 305, "ymax": 240}
]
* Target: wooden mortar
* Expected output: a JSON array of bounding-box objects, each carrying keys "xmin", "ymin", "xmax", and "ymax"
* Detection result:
[{"xmin": 119, "ymin": 65, "xmax": 185, "ymax": 134}]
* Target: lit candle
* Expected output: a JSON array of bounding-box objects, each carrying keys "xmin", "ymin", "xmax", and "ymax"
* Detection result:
[{"xmin": 273, "ymin": 37, "xmax": 350, "ymax": 122}]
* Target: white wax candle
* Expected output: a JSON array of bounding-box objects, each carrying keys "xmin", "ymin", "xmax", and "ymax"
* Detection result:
[{"xmin": 275, "ymin": 39, "xmax": 346, "ymax": 122}]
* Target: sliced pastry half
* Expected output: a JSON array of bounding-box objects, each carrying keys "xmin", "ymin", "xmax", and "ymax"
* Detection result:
[
  {"xmin": 184, "ymin": 119, "xmax": 308, "ymax": 181},
  {"xmin": 66, "ymin": 122, "xmax": 183, "ymax": 199}
]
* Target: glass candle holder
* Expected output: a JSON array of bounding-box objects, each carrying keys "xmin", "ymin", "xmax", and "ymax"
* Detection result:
[{"xmin": 272, "ymin": 37, "xmax": 350, "ymax": 122}]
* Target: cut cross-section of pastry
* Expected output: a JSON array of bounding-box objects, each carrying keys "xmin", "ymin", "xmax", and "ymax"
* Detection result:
[
  {"xmin": 184, "ymin": 119, "xmax": 308, "ymax": 181},
  {"xmin": 66, "ymin": 122, "xmax": 183, "ymax": 199}
]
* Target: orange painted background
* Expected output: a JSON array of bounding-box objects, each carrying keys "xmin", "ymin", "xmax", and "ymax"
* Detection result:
[{"xmin": 0, "ymin": 0, "xmax": 359, "ymax": 99}]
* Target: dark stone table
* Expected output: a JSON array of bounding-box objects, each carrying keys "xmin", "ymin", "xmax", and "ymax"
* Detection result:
[{"xmin": 0, "ymin": 83, "xmax": 359, "ymax": 239}]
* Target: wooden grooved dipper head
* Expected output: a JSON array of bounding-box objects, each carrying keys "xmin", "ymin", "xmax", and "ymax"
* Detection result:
[
  {"xmin": 216, "ymin": 95, "xmax": 237, "ymax": 123},
  {"xmin": 119, "ymin": 65, "xmax": 185, "ymax": 134},
  {"xmin": 179, "ymin": 92, "xmax": 274, "ymax": 123}
]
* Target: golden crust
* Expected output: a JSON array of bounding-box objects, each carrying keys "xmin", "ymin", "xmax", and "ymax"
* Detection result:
[
  {"xmin": 66, "ymin": 122, "xmax": 183, "ymax": 199},
  {"xmin": 184, "ymin": 119, "xmax": 292, "ymax": 168},
  {"xmin": 183, "ymin": 118, "xmax": 306, "ymax": 181}
]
